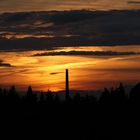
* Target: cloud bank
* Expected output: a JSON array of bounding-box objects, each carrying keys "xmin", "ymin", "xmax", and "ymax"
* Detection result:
[
  {"xmin": 0, "ymin": 10, "xmax": 140, "ymax": 51},
  {"xmin": 33, "ymin": 51, "xmax": 139, "ymax": 57}
]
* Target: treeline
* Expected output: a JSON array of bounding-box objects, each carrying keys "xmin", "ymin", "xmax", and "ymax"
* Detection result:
[
  {"xmin": 0, "ymin": 83, "xmax": 140, "ymax": 140},
  {"xmin": 0, "ymin": 83, "xmax": 140, "ymax": 106}
]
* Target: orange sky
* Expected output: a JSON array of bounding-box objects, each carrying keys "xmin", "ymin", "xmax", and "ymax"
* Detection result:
[
  {"xmin": 0, "ymin": 46, "xmax": 140, "ymax": 91},
  {"xmin": 0, "ymin": 0, "xmax": 140, "ymax": 12}
]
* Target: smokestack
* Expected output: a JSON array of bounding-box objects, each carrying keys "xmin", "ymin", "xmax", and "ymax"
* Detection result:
[{"xmin": 66, "ymin": 69, "xmax": 69, "ymax": 98}]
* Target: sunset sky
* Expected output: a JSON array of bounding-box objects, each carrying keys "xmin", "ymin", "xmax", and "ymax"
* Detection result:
[
  {"xmin": 0, "ymin": 1, "xmax": 140, "ymax": 136},
  {"xmin": 0, "ymin": 1, "xmax": 140, "ymax": 92},
  {"xmin": 0, "ymin": 0, "xmax": 140, "ymax": 12}
]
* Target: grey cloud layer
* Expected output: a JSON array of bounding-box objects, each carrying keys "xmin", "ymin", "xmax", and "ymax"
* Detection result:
[{"xmin": 0, "ymin": 10, "xmax": 140, "ymax": 51}]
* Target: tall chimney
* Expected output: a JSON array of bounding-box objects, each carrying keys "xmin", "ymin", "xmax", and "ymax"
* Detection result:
[{"xmin": 66, "ymin": 69, "xmax": 69, "ymax": 98}]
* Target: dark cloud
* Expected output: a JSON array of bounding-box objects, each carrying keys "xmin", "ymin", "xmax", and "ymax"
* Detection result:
[
  {"xmin": 0, "ymin": 10, "xmax": 140, "ymax": 51},
  {"xmin": 50, "ymin": 72, "xmax": 62, "ymax": 75},
  {"xmin": 0, "ymin": 59, "xmax": 14, "ymax": 67},
  {"xmin": 33, "ymin": 50, "xmax": 139, "ymax": 57}
]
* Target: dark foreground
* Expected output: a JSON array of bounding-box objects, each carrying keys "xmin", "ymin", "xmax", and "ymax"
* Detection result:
[{"xmin": 0, "ymin": 83, "xmax": 140, "ymax": 140}]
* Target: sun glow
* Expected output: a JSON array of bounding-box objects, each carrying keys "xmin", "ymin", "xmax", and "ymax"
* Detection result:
[{"xmin": 0, "ymin": 46, "xmax": 140, "ymax": 91}]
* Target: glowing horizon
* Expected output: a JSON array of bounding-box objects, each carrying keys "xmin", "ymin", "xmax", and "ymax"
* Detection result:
[{"xmin": 0, "ymin": 46, "xmax": 140, "ymax": 92}]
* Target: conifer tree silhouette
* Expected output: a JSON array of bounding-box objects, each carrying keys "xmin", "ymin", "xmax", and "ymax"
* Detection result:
[
  {"xmin": 117, "ymin": 83, "xmax": 126, "ymax": 104},
  {"xmin": 26, "ymin": 86, "xmax": 37, "ymax": 103},
  {"xmin": 100, "ymin": 88, "xmax": 110, "ymax": 104}
]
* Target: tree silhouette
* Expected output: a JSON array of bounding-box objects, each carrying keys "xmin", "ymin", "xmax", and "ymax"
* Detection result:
[
  {"xmin": 116, "ymin": 83, "xmax": 126, "ymax": 104},
  {"xmin": 8, "ymin": 86, "xmax": 19, "ymax": 104},
  {"xmin": 100, "ymin": 88, "xmax": 110, "ymax": 104},
  {"xmin": 26, "ymin": 86, "xmax": 37, "ymax": 104},
  {"xmin": 0, "ymin": 82, "xmax": 139, "ymax": 139},
  {"xmin": 130, "ymin": 83, "xmax": 140, "ymax": 104}
]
